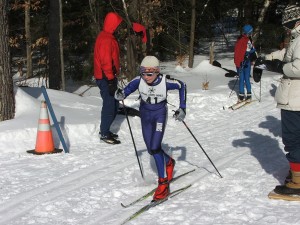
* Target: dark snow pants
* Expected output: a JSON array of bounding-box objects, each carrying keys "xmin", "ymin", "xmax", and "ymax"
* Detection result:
[
  {"xmin": 282, "ymin": 109, "xmax": 300, "ymax": 163},
  {"xmin": 96, "ymin": 79, "xmax": 119, "ymax": 137}
]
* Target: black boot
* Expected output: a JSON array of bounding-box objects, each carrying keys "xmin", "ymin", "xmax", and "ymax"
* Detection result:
[
  {"xmin": 100, "ymin": 134, "xmax": 121, "ymax": 144},
  {"xmin": 246, "ymin": 93, "xmax": 252, "ymax": 103},
  {"xmin": 274, "ymin": 170, "xmax": 300, "ymax": 195},
  {"xmin": 238, "ymin": 94, "xmax": 244, "ymax": 103}
]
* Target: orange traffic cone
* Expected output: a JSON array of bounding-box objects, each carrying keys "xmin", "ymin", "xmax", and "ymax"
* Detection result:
[{"xmin": 27, "ymin": 101, "xmax": 63, "ymax": 155}]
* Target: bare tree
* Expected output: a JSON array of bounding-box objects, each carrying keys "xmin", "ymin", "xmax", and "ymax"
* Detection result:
[
  {"xmin": 49, "ymin": 0, "xmax": 61, "ymax": 89},
  {"xmin": 59, "ymin": 0, "xmax": 65, "ymax": 91},
  {"xmin": 0, "ymin": 0, "xmax": 15, "ymax": 121},
  {"xmin": 25, "ymin": 0, "xmax": 32, "ymax": 79},
  {"xmin": 252, "ymin": 0, "xmax": 271, "ymax": 44},
  {"xmin": 188, "ymin": 0, "xmax": 196, "ymax": 68},
  {"xmin": 122, "ymin": 0, "xmax": 138, "ymax": 81}
]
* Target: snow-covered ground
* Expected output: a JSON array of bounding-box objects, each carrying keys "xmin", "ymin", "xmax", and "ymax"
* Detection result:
[{"xmin": 1, "ymin": 49, "xmax": 298, "ymax": 225}]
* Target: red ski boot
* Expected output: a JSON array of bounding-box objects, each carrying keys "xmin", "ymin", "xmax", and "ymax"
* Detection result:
[
  {"xmin": 166, "ymin": 158, "xmax": 176, "ymax": 181},
  {"xmin": 153, "ymin": 177, "xmax": 169, "ymax": 201}
]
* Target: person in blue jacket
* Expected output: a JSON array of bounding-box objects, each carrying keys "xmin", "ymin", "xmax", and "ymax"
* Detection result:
[{"xmin": 115, "ymin": 56, "xmax": 187, "ymax": 201}]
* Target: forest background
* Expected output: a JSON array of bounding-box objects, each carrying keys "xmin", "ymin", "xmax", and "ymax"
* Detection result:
[{"xmin": 0, "ymin": 0, "xmax": 294, "ymax": 121}]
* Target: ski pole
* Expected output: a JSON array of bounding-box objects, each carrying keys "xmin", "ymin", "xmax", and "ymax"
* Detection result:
[
  {"xmin": 228, "ymin": 76, "xmax": 238, "ymax": 98},
  {"xmin": 182, "ymin": 120, "xmax": 223, "ymax": 178},
  {"xmin": 259, "ymin": 78, "xmax": 262, "ymax": 102},
  {"xmin": 121, "ymin": 99, "xmax": 144, "ymax": 179},
  {"xmin": 119, "ymin": 79, "xmax": 144, "ymax": 179},
  {"xmin": 229, "ymin": 61, "xmax": 245, "ymax": 98}
]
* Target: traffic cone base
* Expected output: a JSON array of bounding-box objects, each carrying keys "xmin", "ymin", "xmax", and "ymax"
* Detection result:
[
  {"xmin": 27, "ymin": 148, "xmax": 63, "ymax": 155},
  {"xmin": 27, "ymin": 101, "xmax": 63, "ymax": 155}
]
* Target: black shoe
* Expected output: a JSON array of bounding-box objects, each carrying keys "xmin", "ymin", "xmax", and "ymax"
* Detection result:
[
  {"xmin": 99, "ymin": 132, "xmax": 119, "ymax": 139},
  {"xmin": 109, "ymin": 132, "xmax": 119, "ymax": 139},
  {"xmin": 274, "ymin": 184, "xmax": 300, "ymax": 195},
  {"xmin": 100, "ymin": 135, "xmax": 121, "ymax": 144},
  {"xmin": 246, "ymin": 93, "xmax": 252, "ymax": 103},
  {"xmin": 238, "ymin": 94, "xmax": 244, "ymax": 102}
]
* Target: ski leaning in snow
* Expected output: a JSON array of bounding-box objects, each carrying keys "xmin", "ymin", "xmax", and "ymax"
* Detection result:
[
  {"xmin": 268, "ymin": 191, "xmax": 300, "ymax": 201},
  {"xmin": 228, "ymin": 100, "xmax": 256, "ymax": 110},
  {"xmin": 121, "ymin": 169, "xmax": 195, "ymax": 208},
  {"xmin": 121, "ymin": 184, "xmax": 192, "ymax": 225}
]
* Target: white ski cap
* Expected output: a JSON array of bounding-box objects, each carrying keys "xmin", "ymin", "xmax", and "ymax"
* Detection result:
[{"xmin": 140, "ymin": 56, "xmax": 160, "ymax": 68}]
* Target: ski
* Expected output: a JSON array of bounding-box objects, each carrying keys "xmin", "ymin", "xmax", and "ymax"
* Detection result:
[
  {"xmin": 121, "ymin": 184, "xmax": 192, "ymax": 225},
  {"xmin": 121, "ymin": 169, "xmax": 195, "ymax": 208},
  {"xmin": 268, "ymin": 190, "xmax": 300, "ymax": 201},
  {"xmin": 228, "ymin": 100, "xmax": 256, "ymax": 110}
]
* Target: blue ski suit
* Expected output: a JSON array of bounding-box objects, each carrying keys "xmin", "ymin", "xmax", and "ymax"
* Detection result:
[{"xmin": 122, "ymin": 74, "xmax": 186, "ymax": 178}]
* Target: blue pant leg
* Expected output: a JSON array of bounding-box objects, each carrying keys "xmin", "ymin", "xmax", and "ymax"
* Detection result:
[
  {"xmin": 153, "ymin": 151, "xmax": 170, "ymax": 178},
  {"xmin": 140, "ymin": 106, "xmax": 168, "ymax": 178},
  {"xmin": 153, "ymin": 152, "xmax": 165, "ymax": 178},
  {"xmin": 282, "ymin": 110, "xmax": 300, "ymax": 163},
  {"xmin": 238, "ymin": 67, "xmax": 245, "ymax": 94},
  {"xmin": 140, "ymin": 106, "xmax": 167, "ymax": 151},
  {"xmin": 96, "ymin": 79, "xmax": 119, "ymax": 136},
  {"xmin": 244, "ymin": 60, "xmax": 251, "ymax": 93}
]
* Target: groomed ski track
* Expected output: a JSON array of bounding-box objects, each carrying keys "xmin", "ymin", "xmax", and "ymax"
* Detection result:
[{"xmin": 1, "ymin": 74, "xmax": 298, "ymax": 225}]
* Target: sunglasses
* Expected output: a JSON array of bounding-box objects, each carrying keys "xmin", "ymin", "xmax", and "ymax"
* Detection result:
[
  {"xmin": 141, "ymin": 72, "xmax": 157, "ymax": 77},
  {"xmin": 140, "ymin": 66, "xmax": 159, "ymax": 77}
]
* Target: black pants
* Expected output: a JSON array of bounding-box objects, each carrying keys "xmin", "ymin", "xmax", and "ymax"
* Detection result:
[{"xmin": 282, "ymin": 109, "xmax": 300, "ymax": 163}]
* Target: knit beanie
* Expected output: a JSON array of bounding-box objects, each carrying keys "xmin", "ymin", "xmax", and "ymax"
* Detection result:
[
  {"xmin": 282, "ymin": 4, "xmax": 300, "ymax": 29},
  {"xmin": 140, "ymin": 56, "xmax": 160, "ymax": 68}
]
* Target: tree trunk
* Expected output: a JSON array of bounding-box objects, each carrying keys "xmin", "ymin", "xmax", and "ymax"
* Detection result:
[
  {"xmin": 49, "ymin": 0, "xmax": 61, "ymax": 90},
  {"xmin": 25, "ymin": 0, "xmax": 32, "ymax": 79},
  {"xmin": 126, "ymin": 35, "xmax": 137, "ymax": 81},
  {"xmin": 0, "ymin": 0, "xmax": 15, "ymax": 121},
  {"xmin": 59, "ymin": 0, "xmax": 65, "ymax": 91},
  {"xmin": 244, "ymin": 0, "xmax": 252, "ymax": 23},
  {"xmin": 188, "ymin": 0, "xmax": 196, "ymax": 68},
  {"xmin": 122, "ymin": 0, "xmax": 138, "ymax": 81},
  {"xmin": 252, "ymin": 0, "xmax": 271, "ymax": 45}
]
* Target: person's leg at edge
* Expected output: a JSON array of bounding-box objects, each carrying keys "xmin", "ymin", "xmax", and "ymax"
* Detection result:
[{"xmin": 274, "ymin": 110, "xmax": 300, "ymax": 194}]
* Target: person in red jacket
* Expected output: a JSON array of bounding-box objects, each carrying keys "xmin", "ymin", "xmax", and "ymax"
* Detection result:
[
  {"xmin": 234, "ymin": 24, "xmax": 256, "ymax": 103},
  {"xmin": 94, "ymin": 12, "xmax": 123, "ymax": 144}
]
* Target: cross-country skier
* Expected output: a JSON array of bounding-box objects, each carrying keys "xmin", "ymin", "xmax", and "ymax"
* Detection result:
[
  {"xmin": 254, "ymin": 4, "xmax": 300, "ymax": 197},
  {"xmin": 234, "ymin": 24, "xmax": 257, "ymax": 103},
  {"xmin": 114, "ymin": 56, "xmax": 187, "ymax": 201}
]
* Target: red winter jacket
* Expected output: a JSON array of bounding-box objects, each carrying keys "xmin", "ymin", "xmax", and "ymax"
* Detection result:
[
  {"xmin": 234, "ymin": 34, "xmax": 249, "ymax": 68},
  {"xmin": 94, "ymin": 12, "xmax": 123, "ymax": 80}
]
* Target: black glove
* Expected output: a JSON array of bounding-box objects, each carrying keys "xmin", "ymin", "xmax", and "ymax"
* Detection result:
[
  {"xmin": 265, "ymin": 59, "xmax": 284, "ymax": 74},
  {"xmin": 249, "ymin": 51, "xmax": 258, "ymax": 62},
  {"xmin": 244, "ymin": 53, "xmax": 250, "ymax": 61},
  {"xmin": 108, "ymin": 78, "xmax": 118, "ymax": 96},
  {"xmin": 255, "ymin": 57, "xmax": 284, "ymax": 74}
]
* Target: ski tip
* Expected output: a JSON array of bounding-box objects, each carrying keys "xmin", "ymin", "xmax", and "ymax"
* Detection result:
[{"xmin": 121, "ymin": 203, "xmax": 127, "ymax": 208}]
